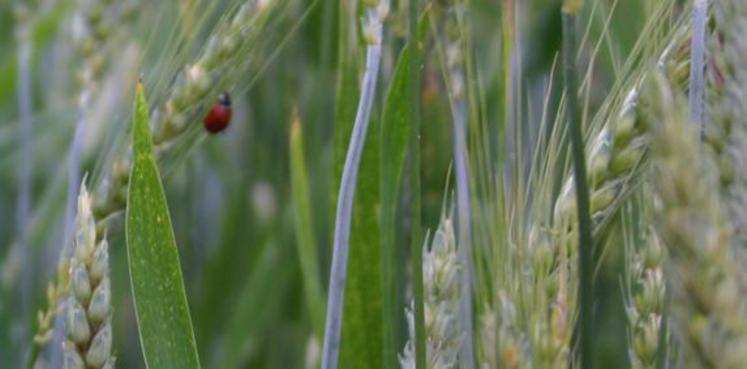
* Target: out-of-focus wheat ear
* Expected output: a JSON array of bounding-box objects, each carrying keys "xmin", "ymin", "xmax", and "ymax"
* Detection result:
[
  {"xmin": 63, "ymin": 183, "xmax": 115, "ymax": 369},
  {"xmin": 624, "ymin": 227, "xmax": 666, "ymax": 369},
  {"xmin": 400, "ymin": 214, "xmax": 461, "ymax": 369},
  {"xmin": 526, "ymin": 16, "xmax": 694, "ymax": 369},
  {"xmin": 497, "ymin": 292, "xmax": 531, "ymax": 369},
  {"xmin": 553, "ymin": 23, "xmax": 694, "ymax": 239},
  {"xmin": 153, "ymin": 0, "xmax": 278, "ymax": 146},
  {"xmin": 528, "ymin": 228, "xmax": 572, "ymax": 369},
  {"xmin": 93, "ymin": 0, "xmax": 280, "ymax": 223},
  {"xmin": 644, "ymin": 70, "xmax": 747, "ymax": 369},
  {"xmin": 64, "ymin": 0, "xmax": 125, "ymax": 250},
  {"xmin": 707, "ymin": 0, "xmax": 747, "ymax": 250}
]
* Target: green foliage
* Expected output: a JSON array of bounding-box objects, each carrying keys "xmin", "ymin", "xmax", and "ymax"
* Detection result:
[
  {"xmin": 290, "ymin": 116, "xmax": 325, "ymax": 339},
  {"xmin": 0, "ymin": 1, "xmax": 728, "ymax": 369},
  {"xmin": 338, "ymin": 80, "xmax": 384, "ymax": 369},
  {"xmin": 126, "ymin": 83, "xmax": 201, "ymax": 369},
  {"xmin": 380, "ymin": 43, "xmax": 412, "ymax": 367}
]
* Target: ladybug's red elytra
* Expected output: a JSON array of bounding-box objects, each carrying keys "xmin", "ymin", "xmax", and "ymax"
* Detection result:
[{"xmin": 203, "ymin": 92, "xmax": 232, "ymax": 134}]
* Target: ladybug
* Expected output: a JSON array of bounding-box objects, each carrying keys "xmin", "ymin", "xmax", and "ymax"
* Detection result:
[{"xmin": 203, "ymin": 92, "xmax": 232, "ymax": 133}]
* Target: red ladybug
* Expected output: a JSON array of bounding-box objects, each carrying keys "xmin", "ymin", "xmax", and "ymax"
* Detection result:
[{"xmin": 203, "ymin": 92, "xmax": 232, "ymax": 133}]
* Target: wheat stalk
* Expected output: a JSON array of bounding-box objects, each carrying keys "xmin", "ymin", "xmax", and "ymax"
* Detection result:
[
  {"xmin": 63, "ymin": 183, "xmax": 114, "ymax": 369},
  {"xmin": 442, "ymin": 1, "xmax": 476, "ymax": 366}
]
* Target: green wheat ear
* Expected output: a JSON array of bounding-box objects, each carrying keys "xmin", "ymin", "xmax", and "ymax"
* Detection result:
[
  {"xmin": 624, "ymin": 222, "xmax": 666, "ymax": 369},
  {"xmin": 645, "ymin": 70, "xmax": 747, "ymax": 369},
  {"xmin": 709, "ymin": 0, "xmax": 747, "ymax": 250},
  {"xmin": 93, "ymin": 0, "xmax": 280, "ymax": 222},
  {"xmin": 63, "ymin": 182, "xmax": 114, "ymax": 369}
]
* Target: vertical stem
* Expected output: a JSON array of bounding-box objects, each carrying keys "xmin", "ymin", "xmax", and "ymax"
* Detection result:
[
  {"xmin": 562, "ymin": 2, "xmax": 594, "ymax": 368},
  {"xmin": 321, "ymin": 42, "xmax": 382, "ymax": 369},
  {"xmin": 499, "ymin": 0, "xmax": 514, "ymax": 158},
  {"xmin": 16, "ymin": 23, "xmax": 33, "ymax": 359},
  {"xmin": 408, "ymin": 1, "xmax": 426, "ymax": 369},
  {"xmin": 452, "ymin": 97, "xmax": 475, "ymax": 369},
  {"xmin": 688, "ymin": 0, "xmax": 707, "ymax": 128}
]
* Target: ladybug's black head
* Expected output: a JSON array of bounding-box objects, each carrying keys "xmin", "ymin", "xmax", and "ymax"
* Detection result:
[{"xmin": 218, "ymin": 92, "xmax": 231, "ymax": 106}]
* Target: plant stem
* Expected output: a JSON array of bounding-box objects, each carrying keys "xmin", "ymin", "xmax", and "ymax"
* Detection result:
[
  {"xmin": 408, "ymin": 1, "xmax": 426, "ymax": 369},
  {"xmin": 562, "ymin": 3, "xmax": 594, "ymax": 369},
  {"xmin": 688, "ymin": 0, "xmax": 707, "ymax": 128},
  {"xmin": 451, "ymin": 96, "xmax": 476, "ymax": 369},
  {"xmin": 321, "ymin": 42, "xmax": 382, "ymax": 369},
  {"xmin": 16, "ymin": 22, "xmax": 33, "ymax": 362}
]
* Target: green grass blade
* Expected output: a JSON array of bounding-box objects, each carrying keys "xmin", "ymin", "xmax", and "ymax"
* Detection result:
[
  {"xmin": 290, "ymin": 113, "xmax": 326, "ymax": 340},
  {"xmin": 562, "ymin": 2, "xmax": 594, "ymax": 368},
  {"xmin": 217, "ymin": 236, "xmax": 294, "ymax": 369},
  {"xmin": 126, "ymin": 83, "xmax": 201, "ymax": 369},
  {"xmin": 409, "ymin": 5, "xmax": 426, "ymax": 369},
  {"xmin": 380, "ymin": 44, "xmax": 412, "ymax": 368},
  {"xmin": 338, "ymin": 80, "xmax": 383, "ymax": 369},
  {"xmin": 326, "ymin": 7, "xmax": 383, "ymax": 366}
]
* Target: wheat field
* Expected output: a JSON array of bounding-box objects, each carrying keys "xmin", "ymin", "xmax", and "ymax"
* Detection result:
[{"xmin": 0, "ymin": 0, "xmax": 742, "ymax": 368}]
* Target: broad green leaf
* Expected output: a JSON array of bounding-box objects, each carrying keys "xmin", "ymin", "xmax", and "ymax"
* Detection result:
[
  {"xmin": 126, "ymin": 83, "xmax": 201, "ymax": 369},
  {"xmin": 335, "ymin": 52, "xmax": 383, "ymax": 369},
  {"xmin": 379, "ymin": 44, "xmax": 412, "ymax": 367},
  {"xmin": 339, "ymin": 113, "xmax": 383, "ymax": 368}
]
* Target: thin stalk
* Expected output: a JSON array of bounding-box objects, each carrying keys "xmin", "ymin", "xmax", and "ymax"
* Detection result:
[
  {"xmin": 451, "ymin": 79, "xmax": 475, "ymax": 369},
  {"xmin": 499, "ymin": 0, "xmax": 514, "ymax": 157},
  {"xmin": 562, "ymin": 1, "xmax": 594, "ymax": 368},
  {"xmin": 446, "ymin": 2, "xmax": 476, "ymax": 367},
  {"xmin": 688, "ymin": 0, "xmax": 707, "ymax": 127},
  {"xmin": 408, "ymin": 0, "xmax": 426, "ymax": 368},
  {"xmin": 16, "ymin": 21, "xmax": 33, "ymax": 360},
  {"xmin": 321, "ymin": 40, "xmax": 383, "ymax": 369}
]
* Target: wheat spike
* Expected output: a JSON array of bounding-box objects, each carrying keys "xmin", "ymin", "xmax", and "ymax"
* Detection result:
[
  {"xmin": 645, "ymin": 70, "xmax": 747, "ymax": 369},
  {"xmin": 401, "ymin": 213, "xmax": 461, "ymax": 369},
  {"xmin": 63, "ymin": 183, "xmax": 114, "ymax": 369}
]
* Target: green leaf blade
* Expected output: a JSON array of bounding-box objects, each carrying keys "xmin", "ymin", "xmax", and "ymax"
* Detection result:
[
  {"xmin": 379, "ymin": 44, "xmax": 412, "ymax": 367},
  {"xmin": 335, "ymin": 52, "xmax": 383, "ymax": 369},
  {"xmin": 126, "ymin": 83, "xmax": 201, "ymax": 369}
]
